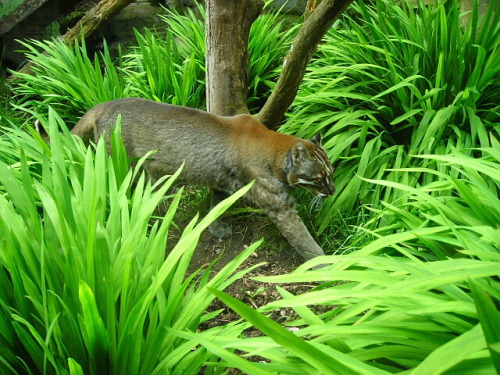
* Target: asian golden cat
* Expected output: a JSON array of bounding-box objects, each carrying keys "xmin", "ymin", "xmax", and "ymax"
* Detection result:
[{"xmin": 72, "ymin": 98, "xmax": 335, "ymax": 261}]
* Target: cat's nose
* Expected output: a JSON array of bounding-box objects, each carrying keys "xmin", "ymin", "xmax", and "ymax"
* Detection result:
[
  {"xmin": 319, "ymin": 185, "xmax": 334, "ymax": 197},
  {"xmin": 324, "ymin": 180, "xmax": 335, "ymax": 196}
]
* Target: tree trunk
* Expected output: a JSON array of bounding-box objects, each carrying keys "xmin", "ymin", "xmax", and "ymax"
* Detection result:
[
  {"xmin": 205, "ymin": 0, "xmax": 263, "ymax": 116},
  {"xmin": 8, "ymin": 0, "xmax": 134, "ymax": 81},
  {"xmin": 257, "ymin": 0, "xmax": 354, "ymax": 129}
]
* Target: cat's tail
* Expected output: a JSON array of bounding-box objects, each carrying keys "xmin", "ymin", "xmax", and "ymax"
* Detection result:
[
  {"xmin": 34, "ymin": 112, "xmax": 95, "ymax": 145},
  {"xmin": 34, "ymin": 119, "xmax": 49, "ymax": 141}
]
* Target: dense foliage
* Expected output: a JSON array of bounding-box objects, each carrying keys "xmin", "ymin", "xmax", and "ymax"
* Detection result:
[
  {"xmin": 0, "ymin": 113, "xmax": 260, "ymax": 374},
  {"xmin": 9, "ymin": 3, "xmax": 295, "ymax": 124},
  {"xmin": 0, "ymin": 0, "xmax": 498, "ymax": 374},
  {"xmin": 282, "ymin": 0, "xmax": 499, "ymax": 232}
]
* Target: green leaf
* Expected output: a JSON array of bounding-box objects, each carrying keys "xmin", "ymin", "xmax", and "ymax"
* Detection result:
[
  {"xmin": 390, "ymin": 108, "xmax": 422, "ymax": 125},
  {"xmin": 411, "ymin": 325, "xmax": 487, "ymax": 375},
  {"xmin": 209, "ymin": 288, "xmax": 390, "ymax": 375},
  {"xmin": 470, "ymin": 279, "xmax": 500, "ymax": 374},
  {"xmin": 172, "ymin": 329, "xmax": 276, "ymax": 375},
  {"xmin": 68, "ymin": 358, "xmax": 85, "ymax": 375},
  {"xmin": 78, "ymin": 281, "xmax": 110, "ymax": 375}
]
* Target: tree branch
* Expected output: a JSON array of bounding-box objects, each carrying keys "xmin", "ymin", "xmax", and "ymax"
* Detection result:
[
  {"xmin": 61, "ymin": 0, "xmax": 134, "ymax": 44},
  {"xmin": 257, "ymin": 0, "xmax": 354, "ymax": 129}
]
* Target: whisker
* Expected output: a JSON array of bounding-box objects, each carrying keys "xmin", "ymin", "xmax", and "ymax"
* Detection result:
[{"xmin": 311, "ymin": 195, "xmax": 324, "ymax": 209}]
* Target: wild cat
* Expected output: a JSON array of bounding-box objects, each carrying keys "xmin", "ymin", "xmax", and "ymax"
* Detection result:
[{"xmin": 71, "ymin": 98, "xmax": 335, "ymax": 261}]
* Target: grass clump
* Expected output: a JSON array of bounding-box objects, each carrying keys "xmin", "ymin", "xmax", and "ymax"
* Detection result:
[
  {"xmin": 283, "ymin": 0, "xmax": 500, "ymax": 233},
  {"xmin": 8, "ymin": 3, "xmax": 297, "ymax": 125},
  {"xmin": 11, "ymin": 38, "xmax": 128, "ymax": 125},
  {"xmin": 189, "ymin": 146, "xmax": 500, "ymax": 374},
  {"xmin": 0, "ymin": 111, "xmax": 259, "ymax": 374}
]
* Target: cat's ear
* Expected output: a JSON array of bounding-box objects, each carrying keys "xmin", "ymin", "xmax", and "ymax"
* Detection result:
[
  {"xmin": 310, "ymin": 133, "xmax": 323, "ymax": 145},
  {"xmin": 290, "ymin": 142, "xmax": 311, "ymax": 164},
  {"xmin": 293, "ymin": 142, "xmax": 305, "ymax": 158},
  {"xmin": 285, "ymin": 142, "xmax": 308, "ymax": 174}
]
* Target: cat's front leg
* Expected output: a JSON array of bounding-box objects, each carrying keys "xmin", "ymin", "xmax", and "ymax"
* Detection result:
[
  {"xmin": 249, "ymin": 182, "xmax": 326, "ymax": 261},
  {"xmin": 266, "ymin": 203, "xmax": 326, "ymax": 260}
]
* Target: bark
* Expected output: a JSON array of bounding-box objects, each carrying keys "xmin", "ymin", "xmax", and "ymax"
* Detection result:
[
  {"xmin": 205, "ymin": 0, "xmax": 263, "ymax": 116},
  {"xmin": 304, "ymin": 0, "xmax": 324, "ymax": 21},
  {"xmin": 257, "ymin": 0, "xmax": 355, "ymax": 129},
  {"xmin": 0, "ymin": 0, "xmax": 50, "ymax": 35},
  {"xmin": 8, "ymin": 0, "xmax": 133, "ymax": 80},
  {"xmin": 61, "ymin": 0, "xmax": 134, "ymax": 44}
]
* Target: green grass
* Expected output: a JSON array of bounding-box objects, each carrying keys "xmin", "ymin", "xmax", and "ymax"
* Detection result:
[
  {"xmin": 11, "ymin": 37, "xmax": 128, "ymax": 124},
  {"xmin": 282, "ymin": 0, "xmax": 500, "ymax": 234},
  {"xmin": 124, "ymin": 27, "xmax": 205, "ymax": 108},
  {"xmin": 0, "ymin": 111, "xmax": 260, "ymax": 374},
  {"xmin": 1, "ymin": 0, "xmax": 499, "ymax": 373},
  {"xmin": 188, "ymin": 148, "xmax": 500, "ymax": 374}
]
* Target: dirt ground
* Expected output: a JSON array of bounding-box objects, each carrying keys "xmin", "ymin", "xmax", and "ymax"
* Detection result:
[
  {"xmin": 162, "ymin": 190, "xmax": 329, "ymax": 373},
  {"xmin": 165, "ymin": 188, "xmax": 322, "ymax": 330},
  {"xmin": 187, "ymin": 217, "xmax": 318, "ymax": 330}
]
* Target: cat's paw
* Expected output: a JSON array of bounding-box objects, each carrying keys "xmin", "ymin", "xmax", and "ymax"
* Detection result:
[{"xmin": 209, "ymin": 221, "xmax": 232, "ymax": 239}]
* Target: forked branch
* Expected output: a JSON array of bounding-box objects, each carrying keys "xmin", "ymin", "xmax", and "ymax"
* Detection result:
[{"xmin": 257, "ymin": 0, "xmax": 355, "ymax": 129}]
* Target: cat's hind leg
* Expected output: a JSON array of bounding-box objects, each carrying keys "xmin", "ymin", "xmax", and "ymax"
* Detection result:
[{"xmin": 208, "ymin": 189, "xmax": 233, "ymax": 239}]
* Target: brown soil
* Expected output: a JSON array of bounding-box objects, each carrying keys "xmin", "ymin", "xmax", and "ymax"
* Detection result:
[
  {"xmin": 186, "ymin": 217, "xmax": 318, "ymax": 331},
  {"xmin": 165, "ymin": 188, "xmax": 321, "ymax": 330},
  {"xmin": 163, "ymin": 190, "xmax": 328, "ymax": 374}
]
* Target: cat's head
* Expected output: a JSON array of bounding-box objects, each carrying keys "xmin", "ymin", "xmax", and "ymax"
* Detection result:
[{"xmin": 284, "ymin": 133, "xmax": 335, "ymax": 197}]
